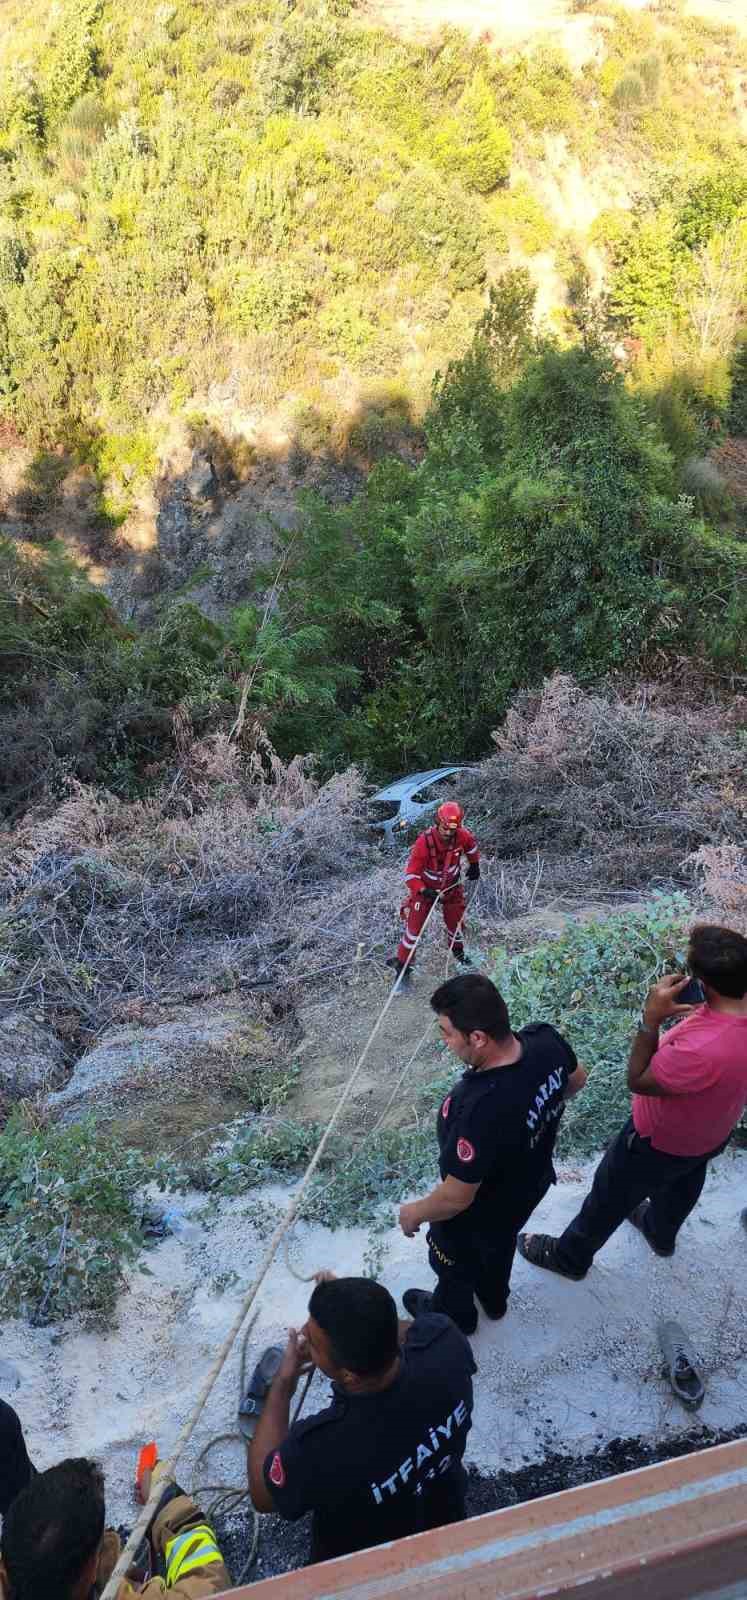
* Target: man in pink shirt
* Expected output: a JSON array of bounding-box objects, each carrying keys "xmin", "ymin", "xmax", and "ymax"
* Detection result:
[{"xmin": 517, "ymin": 924, "xmax": 747, "ymax": 1280}]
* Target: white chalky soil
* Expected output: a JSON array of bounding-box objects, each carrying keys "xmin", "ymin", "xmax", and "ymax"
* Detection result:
[{"xmin": 2, "ymin": 1150, "xmax": 747, "ymax": 1528}]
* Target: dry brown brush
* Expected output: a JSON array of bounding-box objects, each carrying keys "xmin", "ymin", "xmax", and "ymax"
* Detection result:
[
  {"xmin": 0, "ymin": 729, "xmax": 398, "ymax": 1047},
  {"xmin": 460, "ymin": 674, "xmax": 747, "ymax": 907},
  {"xmin": 689, "ymin": 843, "xmax": 747, "ymax": 934}
]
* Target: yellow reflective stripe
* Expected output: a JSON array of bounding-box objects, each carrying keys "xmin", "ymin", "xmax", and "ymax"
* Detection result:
[
  {"xmin": 167, "ymin": 1545, "xmax": 221, "ymax": 1585},
  {"xmin": 165, "ymin": 1527, "xmax": 204, "ymax": 1569},
  {"xmin": 166, "ymin": 1536, "xmax": 220, "ymax": 1582},
  {"xmin": 166, "ymin": 1524, "xmax": 214, "ymax": 1560},
  {"xmin": 165, "ymin": 1526, "xmax": 221, "ymax": 1585},
  {"xmin": 169, "ymin": 1547, "xmax": 221, "ymax": 1581}
]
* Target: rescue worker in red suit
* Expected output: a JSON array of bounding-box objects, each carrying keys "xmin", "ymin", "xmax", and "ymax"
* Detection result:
[{"xmin": 388, "ymin": 803, "xmax": 480, "ymax": 988}]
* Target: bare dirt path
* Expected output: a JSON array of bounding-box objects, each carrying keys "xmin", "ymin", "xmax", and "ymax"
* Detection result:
[{"xmin": 294, "ymin": 950, "xmax": 448, "ymax": 1131}]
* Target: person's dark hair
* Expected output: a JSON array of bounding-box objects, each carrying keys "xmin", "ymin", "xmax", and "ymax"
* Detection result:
[
  {"xmin": 1, "ymin": 1459, "xmax": 105, "ymax": 1600},
  {"xmin": 688, "ymin": 924, "xmax": 747, "ymax": 999},
  {"xmin": 309, "ymin": 1278, "xmax": 399, "ymax": 1376},
  {"xmin": 430, "ymin": 973, "xmax": 511, "ymax": 1041}
]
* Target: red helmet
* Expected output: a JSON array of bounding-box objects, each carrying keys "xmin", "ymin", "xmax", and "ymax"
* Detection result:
[{"xmin": 436, "ymin": 802, "xmax": 464, "ymax": 829}]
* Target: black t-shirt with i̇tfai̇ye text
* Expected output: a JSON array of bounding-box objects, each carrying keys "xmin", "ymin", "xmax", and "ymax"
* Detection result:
[
  {"xmin": 437, "ymin": 1023, "xmax": 578, "ymax": 1233},
  {"xmin": 263, "ymin": 1314, "xmax": 476, "ymax": 1563}
]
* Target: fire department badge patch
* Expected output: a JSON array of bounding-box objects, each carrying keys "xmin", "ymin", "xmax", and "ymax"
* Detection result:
[
  {"xmin": 456, "ymin": 1137, "xmax": 475, "ymax": 1163},
  {"xmin": 269, "ymin": 1452, "xmax": 286, "ymax": 1488}
]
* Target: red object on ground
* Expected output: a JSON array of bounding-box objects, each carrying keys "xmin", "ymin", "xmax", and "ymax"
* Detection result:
[{"xmin": 135, "ymin": 1442, "xmax": 158, "ymax": 1504}]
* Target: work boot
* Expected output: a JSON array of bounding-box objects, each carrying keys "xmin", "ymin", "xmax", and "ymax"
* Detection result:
[
  {"xmin": 628, "ymin": 1201, "xmax": 674, "ymax": 1258},
  {"xmin": 238, "ymin": 1346, "xmax": 284, "ymax": 1440},
  {"xmin": 403, "ymin": 1288, "xmax": 434, "ymax": 1318},
  {"xmin": 386, "ymin": 956, "xmax": 412, "ymax": 990},
  {"xmin": 475, "ymin": 1293, "xmax": 507, "ymax": 1321},
  {"xmin": 455, "ymin": 951, "xmax": 473, "ymax": 967},
  {"xmin": 405, "ymin": 1288, "xmax": 477, "ymax": 1335}
]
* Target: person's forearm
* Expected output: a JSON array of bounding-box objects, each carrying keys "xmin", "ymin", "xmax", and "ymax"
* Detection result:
[
  {"xmin": 248, "ymin": 1378, "xmax": 293, "ymax": 1498},
  {"xmin": 412, "ymin": 1182, "xmax": 472, "ymax": 1225},
  {"xmin": 627, "ymin": 1023, "xmax": 658, "ymax": 1089},
  {"xmin": 564, "ymin": 1064, "xmax": 588, "ymax": 1101}
]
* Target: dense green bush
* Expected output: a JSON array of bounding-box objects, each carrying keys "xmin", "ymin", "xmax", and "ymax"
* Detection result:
[
  {"xmin": 0, "ymin": 538, "xmax": 347, "ymax": 812},
  {"xmin": 0, "ymin": 236, "xmax": 27, "ymax": 286},
  {"xmin": 319, "ymin": 292, "xmax": 378, "ymax": 359},
  {"xmin": 432, "ymin": 72, "xmax": 511, "ymax": 195},
  {"xmin": 42, "ymin": 0, "xmax": 104, "ymax": 124},
  {"xmin": 0, "ymin": 1112, "xmax": 164, "ymax": 1325},
  {"xmin": 496, "ymin": 897, "xmax": 692, "ymax": 1154},
  {"xmin": 727, "ymin": 340, "xmax": 747, "ymax": 434},
  {"xmin": 0, "ymin": 68, "xmax": 46, "ymax": 145},
  {"xmin": 398, "ymin": 348, "xmax": 677, "ymax": 758},
  {"xmin": 255, "ymin": 13, "xmax": 340, "ymax": 114},
  {"xmin": 395, "ymin": 168, "xmax": 489, "ymax": 290},
  {"xmin": 491, "ymin": 46, "xmax": 577, "ymax": 134},
  {"xmin": 267, "ymin": 265, "xmax": 747, "ymax": 774},
  {"xmin": 608, "ymin": 167, "xmax": 747, "ymax": 352},
  {"xmin": 608, "ymin": 207, "xmax": 679, "ymax": 341},
  {"xmin": 676, "ymin": 171, "xmax": 747, "ymax": 253},
  {"xmin": 231, "ymin": 261, "xmax": 313, "ymax": 333}
]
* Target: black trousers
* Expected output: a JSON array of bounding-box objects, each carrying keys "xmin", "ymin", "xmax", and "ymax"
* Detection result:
[
  {"xmin": 0, "ymin": 1398, "xmax": 34, "ymax": 1517},
  {"xmin": 429, "ymin": 1172, "xmax": 553, "ymax": 1334},
  {"xmin": 555, "ymin": 1117, "xmax": 727, "ymax": 1276}
]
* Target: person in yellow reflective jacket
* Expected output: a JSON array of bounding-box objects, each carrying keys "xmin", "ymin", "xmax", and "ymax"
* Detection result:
[{"xmin": 0, "ymin": 1458, "xmax": 230, "ymax": 1600}]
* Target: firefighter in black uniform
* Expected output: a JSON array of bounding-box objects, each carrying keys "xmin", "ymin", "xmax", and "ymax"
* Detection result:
[
  {"xmin": 398, "ymin": 974, "xmax": 587, "ymax": 1335},
  {"xmin": 247, "ymin": 1275, "xmax": 475, "ymax": 1565}
]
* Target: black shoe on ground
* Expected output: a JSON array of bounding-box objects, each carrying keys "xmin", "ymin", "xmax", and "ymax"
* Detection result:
[
  {"xmin": 476, "ymin": 1296, "xmax": 507, "ymax": 1321},
  {"xmin": 238, "ymin": 1345, "xmax": 284, "ymax": 1440},
  {"xmin": 454, "ymin": 951, "xmax": 472, "ymax": 967},
  {"xmin": 517, "ymin": 1232, "xmax": 587, "ymax": 1280},
  {"xmin": 403, "ymin": 1288, "xmax": 477, "ymax": 1335},
  {"xmin": 403, "ymin": 1288, "xmax": 435, "ymax": 1318},
  {"xmin": 628, "ymin": 1201, "xmax": 674, "ymax": 1258},
  {"xmin": 386, "ymin": 956, "xmax": 413, "ymax": 989}
]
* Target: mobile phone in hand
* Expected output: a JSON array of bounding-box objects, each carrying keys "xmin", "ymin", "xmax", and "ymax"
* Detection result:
[{"xmin": 677, "ymin": 976, "xmax": 706, "ymax": 1006}]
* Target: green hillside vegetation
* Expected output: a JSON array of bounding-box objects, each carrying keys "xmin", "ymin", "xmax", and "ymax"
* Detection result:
[
  {"xmin": 273, "ymin": 276, "xmax": 747, "ymax": 771},
  {"xmin": 3, "ymin": 270, "xmax": 747, "ymax": 807},
  {"xmin": 1, "ymin": 0, "xmax": 747, "ymax": 480},
  {"xmin": 1, "ymin": 0, "xmax": 747, "ymax": 806}
]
